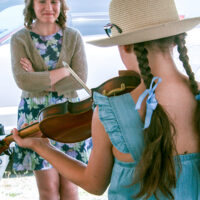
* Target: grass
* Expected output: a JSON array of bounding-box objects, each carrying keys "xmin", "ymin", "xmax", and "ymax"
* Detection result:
[{"xmin": 0, "ymin": 175, "xmax": 108, "ymax": 200}]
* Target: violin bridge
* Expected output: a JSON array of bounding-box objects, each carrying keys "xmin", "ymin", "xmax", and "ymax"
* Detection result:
[{"xmin": 103, "ymin": 83, "xmax": 126, "ymax": 97}]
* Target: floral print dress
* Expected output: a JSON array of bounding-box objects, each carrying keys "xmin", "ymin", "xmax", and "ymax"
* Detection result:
[{"xmin": 12, "ymin": 30, "xmax": 92, "ymax": 172}]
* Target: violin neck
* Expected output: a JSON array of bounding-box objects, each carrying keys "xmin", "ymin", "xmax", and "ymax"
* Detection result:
[{"xmin": 4, "ymin": 122, "xmax": 40, "ymax": 144}]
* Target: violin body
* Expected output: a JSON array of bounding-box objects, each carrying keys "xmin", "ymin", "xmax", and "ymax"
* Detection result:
[
  {"xmin": 39, "ymin": 97, "xmax": 93, "ymax": 143},
  {"xmin": 39, "ymin": 72, "xmax": 140, "ymax": 142},
  {"xmin": 0, "ymin": 71, "xmax": 141, "ymax": 155}
]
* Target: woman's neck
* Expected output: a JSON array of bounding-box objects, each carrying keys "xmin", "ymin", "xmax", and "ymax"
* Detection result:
[{"xmin": 32, "ymin": 21, "xmax": 60, "ymax": 36}]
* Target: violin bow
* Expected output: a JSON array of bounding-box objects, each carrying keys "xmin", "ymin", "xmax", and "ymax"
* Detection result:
[{"xmin": 62, "ymin": 61, "xmax": 92, "ymax": 96}]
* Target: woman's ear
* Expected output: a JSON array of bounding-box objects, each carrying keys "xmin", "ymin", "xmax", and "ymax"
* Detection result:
[
  {"xmin": 118, "ymin": 45, "xmax": 139, "ymax": 72},
  {"xmin": 124, "ymin": 45, "xmax": 133, "ymax": 53}
]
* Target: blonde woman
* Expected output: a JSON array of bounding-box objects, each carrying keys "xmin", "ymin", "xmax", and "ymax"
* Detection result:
[{"xmin": 10, "ymin": 0, "xmax": 92, "ymax": 199}]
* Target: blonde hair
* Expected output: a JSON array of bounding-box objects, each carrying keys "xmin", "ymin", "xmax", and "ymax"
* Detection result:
[{"xmin": 23, "ymin": 0, "xmax": 68, "ymax": 29}]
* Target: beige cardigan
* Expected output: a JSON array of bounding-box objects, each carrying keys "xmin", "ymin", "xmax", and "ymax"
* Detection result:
[{"xmin": 10, "ymin": 27, "xmax": 88, "ymax": 98}]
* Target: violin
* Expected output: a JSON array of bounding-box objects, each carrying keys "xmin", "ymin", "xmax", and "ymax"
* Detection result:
[{"xmin": 0, "ymin": 68, "xmax": 140, "ymax": 155}]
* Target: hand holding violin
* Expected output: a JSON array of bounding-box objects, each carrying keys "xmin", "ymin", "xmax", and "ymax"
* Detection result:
[{"xmin": 12, "ymin": 127, "xmax": 49, "ymax": 150}]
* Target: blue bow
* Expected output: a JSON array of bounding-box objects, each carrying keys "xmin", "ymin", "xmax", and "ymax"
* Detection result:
[
  {"xmin": 195, "ymin": 92, "xmax": 200, "ymax": 100},
  {"xmin": 135, "ymin": 77, "xmax": 162, "ymax": 129}
]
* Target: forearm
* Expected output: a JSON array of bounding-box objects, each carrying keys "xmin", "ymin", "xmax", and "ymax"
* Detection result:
[
  {"xmin": 12, "ymin": 112, "xmax": 113, "ymax": 195},
  {"xmin": 13, "ymin": 71, "xmax": 51, "ymax": 92},
  {"xmin": 49, "ymin": 67, "xmax": 70, "ymax": 86},
  {"xmin": 48, "ymin": 31, "xmax": 88, "ymax": 92},
  {"xmin": 11, "ymin": 37, "xmax": 51, "ymax": 92},
  {"xmin": 33, "ymin": 141, "xmax": 88, "ymax": 187}
]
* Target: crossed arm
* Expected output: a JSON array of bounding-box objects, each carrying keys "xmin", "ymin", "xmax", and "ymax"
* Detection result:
[{"xmin": 20, "ymin": 57, "xmax": 70, "ymax": 90}]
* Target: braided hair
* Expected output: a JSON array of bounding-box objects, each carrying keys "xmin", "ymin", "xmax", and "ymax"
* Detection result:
[
  {"xmin": 174, "ymin": 33, "xmax": 200, "ymax": 132},
  {"xmin": 131, "ymin": 33, "xmax": 199, "ymax": 200}
]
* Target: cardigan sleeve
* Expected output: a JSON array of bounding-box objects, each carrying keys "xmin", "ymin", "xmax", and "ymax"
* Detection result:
[
  {"xmin": 10, "ymin": 33, "xmax": 51, "ymax": 92},
  {"xmin": 54, "ymin": 29, "xmax": 88, "ymax": 95}
]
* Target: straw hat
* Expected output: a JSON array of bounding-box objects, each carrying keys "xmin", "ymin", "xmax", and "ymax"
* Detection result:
[{"xmin": 87, "ymin": 0, "xmax": 200, "ymax": 47}]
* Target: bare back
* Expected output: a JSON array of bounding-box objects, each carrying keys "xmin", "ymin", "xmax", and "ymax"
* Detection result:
[{"xmin": 131, "ymin": 73, "xmax": 200, "ymax": 156}]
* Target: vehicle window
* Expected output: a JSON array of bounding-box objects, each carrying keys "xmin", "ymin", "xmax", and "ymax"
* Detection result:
[{"xmin": 67, "ymin": 0, "xmax": 109, "ymax": 35}]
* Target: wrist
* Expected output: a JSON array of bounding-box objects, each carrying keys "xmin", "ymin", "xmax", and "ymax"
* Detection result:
[
  {"xmin": 31, "ymin": 139, "xmax": 44, "ymax": 151},
  {"xmin": 63, "ymin": 67, "xmax": 70, "ymax": 77}
]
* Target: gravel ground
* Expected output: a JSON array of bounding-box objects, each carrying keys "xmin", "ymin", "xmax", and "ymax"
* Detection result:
[{"xmin": 0, "ymin": 176, "xmax": 108, "ymax": 200}]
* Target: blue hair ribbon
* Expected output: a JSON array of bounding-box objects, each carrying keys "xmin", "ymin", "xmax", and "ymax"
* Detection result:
[
  {"xmin": 135, "ymin": 77, "xmax": 162, "ymax": 129},
  {"xmin": 195, "ymin": 92, "xmax": 200, "ymax": 100}
]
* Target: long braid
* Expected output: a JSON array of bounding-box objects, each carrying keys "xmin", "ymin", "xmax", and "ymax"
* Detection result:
[
  {"xmin": 132, "ymin": 43, "xmax": 176, "ymax": 200},
  {"xmin": 133, "ymin": 44, "xmax": 153, "ymax": 88},
  {"xmin": 174, "ymin": 33, "xmax": 200, "ymax": 133},
  {"xmin": 175, "ymin": 33, "xmax": 198, "ymax": 95}
]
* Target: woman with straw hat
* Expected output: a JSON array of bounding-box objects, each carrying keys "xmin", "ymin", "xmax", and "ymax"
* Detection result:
[{"xmin": 12, "ymin": 0, "xmax": 200, "ymax": 199}]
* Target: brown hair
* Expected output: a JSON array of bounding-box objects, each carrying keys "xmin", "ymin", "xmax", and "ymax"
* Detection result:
[
  {"xmin": 131, "ymin": 33, "xmax": 199, "ymax": 200},
  {"xmin": 23, "ymin": 0, "xmax": 68, "ymax": 29}
]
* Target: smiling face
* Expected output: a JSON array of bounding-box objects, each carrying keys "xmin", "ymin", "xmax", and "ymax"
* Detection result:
[{"xmin": 33, "ymin": 0, "xmax": 61, "ymax": 24}]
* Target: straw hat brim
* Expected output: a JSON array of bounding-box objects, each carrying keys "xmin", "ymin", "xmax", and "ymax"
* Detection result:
[{"xmin": 87, "ymin": 17, "xmax": 200, "ymax": 47}]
